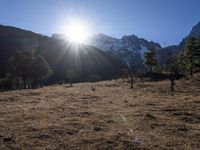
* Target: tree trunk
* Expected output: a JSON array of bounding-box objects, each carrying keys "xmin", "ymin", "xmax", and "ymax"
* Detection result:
[
  {"xmin": 170, "ymin": 79, "xmax": 175, "ymax": 91},
  {"xmin": 190, "ymin": 68, "xmax": 193, "ymax": 77},
  {"xmin": 23, "ymin": 79, "xmax": 26, "ymax": 89},
  {"xmin": 190, "ymin": 56, "xmax": 193, "ymax": 77},
  {"xmin": 130, "ymin": 77, "xmax": 133, "ymax": 89},
  {"xmin": 70, "ymin": 80, "xmax": 73, "ymax": 86}
]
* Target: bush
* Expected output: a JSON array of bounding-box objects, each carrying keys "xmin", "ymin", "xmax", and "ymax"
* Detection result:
[
  {"xmin": 66, "ymin": 69, "xmax": 76, "ymax": 86},
  {"xmin": 138, "ymin": 72, "xmax": 168, "ymax": 81},
  {"xmin": 0, "ymin": 76, "xmax": 14, "ymax": 90},
  {"xmin": 88, "ymin": 74, "xmax": 102, "ymax": 82}
]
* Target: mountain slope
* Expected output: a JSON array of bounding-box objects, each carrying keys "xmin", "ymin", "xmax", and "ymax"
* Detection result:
[
  {"xmin": 38, "ymin": 38, "xmax": 122, "ymax": 82},
  {"xmin": 0, "ymin": 25, "xmax": 48, "ymax": 77},
  {"xmin": 88, "ymin": 33, "xmax": 161, "ymax": 72},
  {"xmin": 0, "ymin": 25, "xmax": 122, "ymax": 82},
  {"xmin": 180, "ymin": 22, "xmax": 200, "ymax": 47},
  {"xmin": 89, "ymin": 33, "xmax": 161, "ymax": 58},
  {"xmin": 157, "ymin": 21, "xmax": 200, "ymax": 65}
]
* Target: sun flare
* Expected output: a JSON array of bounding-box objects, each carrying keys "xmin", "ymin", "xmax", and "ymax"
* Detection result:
[{"xmin": 65, "ymin": 21, "xmax": 90, "ymax": 44}]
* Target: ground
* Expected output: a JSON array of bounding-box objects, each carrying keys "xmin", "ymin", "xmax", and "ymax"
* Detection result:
[{"xmin": 0, "ymin": 77, "xmax": 200, "ymax": 150}]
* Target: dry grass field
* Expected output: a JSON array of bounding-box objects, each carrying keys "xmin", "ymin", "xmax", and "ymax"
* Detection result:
[{"xmin": 0, "ymin": 76, "xmax": 200, "ymax": 150}]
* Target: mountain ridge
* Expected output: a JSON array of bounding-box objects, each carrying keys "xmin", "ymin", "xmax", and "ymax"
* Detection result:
[
  {"xmin": 0, "ymin": 25, "xmax": 122, "ymax": 81},
  {"xmin": 1, "ymin": 21, "xmax": 200, "ymax": 81}
]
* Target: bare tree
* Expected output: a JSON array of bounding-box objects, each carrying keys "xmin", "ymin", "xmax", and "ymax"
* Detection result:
[{"xmin": 123, "ymin": 55, "xmax": 141, "ymax": 89}]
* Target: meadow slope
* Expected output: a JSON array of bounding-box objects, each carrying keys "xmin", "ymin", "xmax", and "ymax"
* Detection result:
[{"xmin": 0, "ymin": 77, "xmax": 200, "ymax": 150}]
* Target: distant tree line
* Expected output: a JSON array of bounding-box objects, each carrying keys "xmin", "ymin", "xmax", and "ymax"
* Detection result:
[
  {"xmin": 0, "ymin": 37, "xmax": 199, "ymax": 91},
  {"xmin": 0, "ymin": 50, "xmax": 104, "ymax": 90},
  {"xmin": 124, "ymin": 37, "xmax": 200, "ymax": 90},
  {"xmin": 147, "ymin": 37, "xmax": 199, "ymax": 90}
]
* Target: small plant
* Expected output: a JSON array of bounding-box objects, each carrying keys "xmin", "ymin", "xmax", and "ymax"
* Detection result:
[
  {"xmin": 66, "ymin": 69, "xmax": 76, "ymax": 86},
  {"xmin": 91, "ymin": 86, "xmax": 95, "ymax": 91}
]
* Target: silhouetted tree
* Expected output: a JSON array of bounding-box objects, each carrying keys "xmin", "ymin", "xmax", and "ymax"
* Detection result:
[
  {"xmin": 144, "ymin": 47, "xmax": 158, "ymax": 72},
  {"xmin": 123, "ymin": 55, "xmax": 141, "ymax": 89},
  {"xmin": 8, "ymin": 51, "xmax": 52, "ymax": 89},
  {"xmin": 165, "ymin": 60, "xmax": 180, "ymax": 91},
  {"xmin": 31, "ymin": 55, "xmax": 52, "ymax": 87},
  {"xmin": 66, "ymin": 69, "xmax": 76, "ymax": 86},
  {"xmin": 126, "ymin": 65, "xmax": 136, "ymax": 89},
  {"xmin": 9, "ymin": 51, "xmax": 32, "ymax": 88},
  {"xmin": 0, "ymin": 74, "xmax": 15, "ymax": 90}
]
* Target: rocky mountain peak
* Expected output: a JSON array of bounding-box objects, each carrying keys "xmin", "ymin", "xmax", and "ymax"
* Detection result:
[
  {"xmin": 179, "ymin": 22, "xmax": 200, "ymax": 47},
  {"xmin": 188, "ymin": 22, "xmax": 200, "ymax": 37}
]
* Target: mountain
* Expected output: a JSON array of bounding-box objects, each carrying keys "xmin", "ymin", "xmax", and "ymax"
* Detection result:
[
  {"xmin": 157, "ymin": 45, "xmax": 180, "ymax": 66},
  {"xmin": 47, "ymin": 33, "xmax": 161, "ymax": 72},
  {"xmin": 1, "ymin": 21, "xmax": 199, "ymax": 81},
  {"xmin": 89, "ymin": 33, "xmax": 161, "ymax": 58},
  {"xmin": 0, "ymin": 25, "xmax": 122, "ymax": 82},
  {"xmin": 88, "ymin": 22, "xmax": 200, "ymax": 68},
  {"xmin": 180, "ymin": 22, "xmax": 200, "ymax": 47},
  {"xmin": 88, "ymin": 33, "xmax": 161, "ymax": 71},
  {"xmin": 37, "ymin": 38, "xmax": 123, "ymax": 83},
  {"xmin": 157, "ymin": 22, "xmax": 200, "ymax": 65},
  {"xmin": 0, "ymin": 25, "xmax": 48, "ymax": 77}
]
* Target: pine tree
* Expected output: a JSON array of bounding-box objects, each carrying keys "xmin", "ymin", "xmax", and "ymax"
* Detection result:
[
  {"xmin": 181, "ymin": 37, "xmax": 200, "ymax": 77},
  {"xmin": 8, "ymin": 51, "xmax": 52, "ymax": 89},
  {"xmin": 144, "ymin": 47, "xmax": 158, "ymax": 72},
  {"xmin": 8, "ymin": 51, "xmax": 33, "ymax": 88},
  {"xmin": 31, "ymin": 55, "xmax": 52, "ymax": 87}
]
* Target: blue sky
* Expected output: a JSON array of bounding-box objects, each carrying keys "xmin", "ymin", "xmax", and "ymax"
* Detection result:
[{"xmin": 0, "ymin": 0, "xmax": 200, "ymax": 46}]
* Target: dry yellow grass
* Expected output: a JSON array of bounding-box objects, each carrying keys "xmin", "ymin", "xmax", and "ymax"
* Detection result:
[{"xmin": 0, "ymin": 77, "xmax": 200, "ymax": 150}]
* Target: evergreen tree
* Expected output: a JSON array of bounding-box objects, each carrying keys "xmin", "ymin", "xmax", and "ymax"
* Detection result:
[
  {"xmin": 144, "ymin": 47, "xmax": 158, "ymax": 72},
  {"xmin": 181, "ymin": 37, "xmax": 200, "ymax": 77},
  {"xmin": 31, "ymin": 55, "xmax": 52, "ymax": 87},
  {"xmin": 8, "ymin": 51, "xmax": 52, "ymax": 89},
  {"xmin": 8, "ymin": 51, "xmax": 33, "ymax": 88}
]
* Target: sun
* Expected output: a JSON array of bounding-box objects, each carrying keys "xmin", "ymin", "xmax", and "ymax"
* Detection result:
[{"xmin": 65, "ymin": 21, "xmax": 90, "ymax": 44}]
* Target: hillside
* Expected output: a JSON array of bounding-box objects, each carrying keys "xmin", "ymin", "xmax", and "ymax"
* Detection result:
[
  {"xmin": 55, "ymin": 33, "xmax": 162, "ymax": 71},
  {"xmin": 1, "ymin": 21, "xmax": 200, "ymax": 81},
  {"xmin": 0, "ymin": 77, "xmax": 199, "ymax": 149},
  {"xmin": 0, "ymin": 25, "xmax": 48, "ymax": 77},
  {"xmin": 157, "ymin": 22, "xmax": 200, "ymax": 63},
  {"xmin": 0, "ymin": 25, "xmax": 122, "ymax": 82},
  {"xmin": 180, "ymin": 22, "xmax": 200, "ymax": 47}
]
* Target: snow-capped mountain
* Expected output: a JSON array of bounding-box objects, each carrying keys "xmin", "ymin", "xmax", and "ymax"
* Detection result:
[
  {"xmin": 88, "ymin": 33, "xmax": 161, "ymax": 59},
  {"xmin": 89, "ymin": 34, "xmax": 161, "ymax": 57},
  {"xmin": 87, "ymin": 33, "xmax": 161, "ymax": 72}
]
